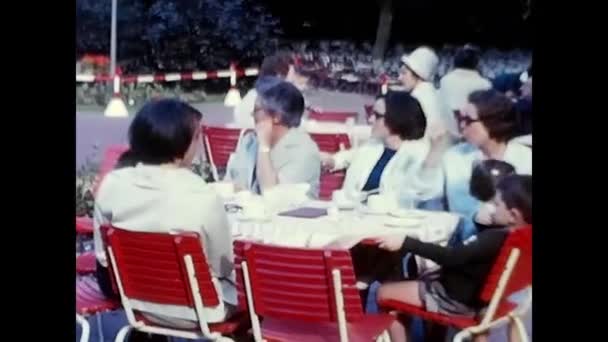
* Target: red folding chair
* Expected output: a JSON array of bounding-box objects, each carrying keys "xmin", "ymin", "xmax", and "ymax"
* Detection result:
[
  {"xmin": 309, "ymin": 133, "xmax": 352, "ymax": 152},
  {"xmin": 309, "ymin": 133, "xmax": 352, "ymax": 201},
  {"xmin": 106, "ymin": 227, "xmax": 248, "ymax": 342},
  {"xmin": 239, "ymin": 241, "xmax": 395, "ymax": 342},
  {"xmin": 202, "ymin": 125, "xmax": 247, "ymax": 181},
  {"xmin": 76, "ymin": 276, "xmax": 121, "ymax": 342},
  {"xmin": 379, "ymin": 226, "xmax": 532, "ymax": 342},
  {"xmin": 308, "ymin": 110, "xmax": 358, "ymax": 123}
]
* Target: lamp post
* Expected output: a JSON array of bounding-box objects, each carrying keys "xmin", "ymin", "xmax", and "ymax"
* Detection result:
[{"xmin": 104, "ymin": 0, "xmax": 129, "ymax": 117}]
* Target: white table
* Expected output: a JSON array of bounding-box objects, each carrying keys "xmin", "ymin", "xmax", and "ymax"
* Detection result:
[{"xmin": 228, "ymin": 200, "xmax": 460, "ymax": 250}]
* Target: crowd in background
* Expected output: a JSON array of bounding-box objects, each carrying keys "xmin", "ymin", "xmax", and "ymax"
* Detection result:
[{"xmin": 76, "ymin": 42, "xmax": 531, "ymax": 107}]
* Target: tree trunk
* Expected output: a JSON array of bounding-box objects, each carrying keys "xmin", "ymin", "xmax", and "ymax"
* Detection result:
[{"xmin": 372, "ymin": 0, "xmax": 393, "ymax": 66}]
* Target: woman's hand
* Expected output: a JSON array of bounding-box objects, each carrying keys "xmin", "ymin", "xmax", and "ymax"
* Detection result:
[
  {"xmin": 375, "ymin": 235, "xmax": 406, "ymax": 252},
  {"xmin": 424, "ymin": 126, "xmax": 451, "ymax": 168},
  {"xmin": 320, "ymin": 152, "xmax": 335, "ymax": 171},
  {"xmin": 255, "ymin": 120, "xmax": 273, "ymax": 147}
]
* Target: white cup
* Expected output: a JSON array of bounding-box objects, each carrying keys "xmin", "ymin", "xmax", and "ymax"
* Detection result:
[
  {"xmin": 332, "ymin": 189, "xmax": 349, "ymax": 205},
  {"xmin": 235, "ymin": 191, "xmax": 254, "ymax": 205},
  {"xmin": 367, "ymin": 194, "xmax": 397, "ymax": 213},
  {"xmin": 242, "ymin": 202, "xmax": 266, "ymax": 220}
]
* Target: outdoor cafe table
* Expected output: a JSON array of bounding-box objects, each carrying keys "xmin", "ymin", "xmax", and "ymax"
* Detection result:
[{"xmin": 227, "ymin": 200, "xmax": 460, "ymax": 250}]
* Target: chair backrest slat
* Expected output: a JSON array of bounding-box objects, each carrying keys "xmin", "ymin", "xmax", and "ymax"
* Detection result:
[
  {"xmin": 308, "ymin": 133, "xmax": 351, "ymax": 201},
  {"xmin": 318, "ymin": 171, "xmax": 346, "ymax": 201},
  {"xmin": 309, "ymin": 133, "xmax": 352, "ymax": 153},
  {"xmin": 240, "ymin": 242, "xmax": 363, "ymax": 324},
  {"xmin": 107, "ymin": 227, "xmax": 220, "ymax": 309},
  {"xmin": 480, "ymin": 226, "xmax": 532, "ymax": 307},
  {"xmin": 202, "ymin": 125, "xmax": 244, "ymax": 169},
  {"xmin": 308, "ymin": 111, "xmax": 358, "ymax": 123}
]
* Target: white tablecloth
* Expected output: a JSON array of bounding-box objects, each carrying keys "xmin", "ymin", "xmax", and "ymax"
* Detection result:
[{"xmin": 228, "ymin": 201, "xmax": 460, "ymax": 250}]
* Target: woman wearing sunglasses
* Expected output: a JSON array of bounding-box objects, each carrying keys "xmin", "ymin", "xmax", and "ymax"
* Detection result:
[
  {"xmin": 326, "ymin": 91, "xmax": 430, "ymax": 206},
  {"xmin": 418, "ymin": 89, "xmax": 532, "ymax": 244}
]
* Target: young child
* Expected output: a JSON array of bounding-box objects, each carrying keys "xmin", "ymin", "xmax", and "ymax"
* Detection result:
[
  {"xmin": 374, "ymin": 174, "xmax": 532, "ymax": 342},
  {"xmin": 470, "ymin": 159, "xmax": 516, "ymax": 228}
]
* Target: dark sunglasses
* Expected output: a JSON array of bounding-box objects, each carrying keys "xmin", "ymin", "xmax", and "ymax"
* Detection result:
[
  {"xmin": 454, "ymin": 110, "xmax": 480, "ymax": 126},
  {"xmin": 372, "ymin": 110, "xmax": 385, "ymax": 118}
]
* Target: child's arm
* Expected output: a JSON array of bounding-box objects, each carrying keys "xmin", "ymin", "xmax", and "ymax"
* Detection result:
[{"xmin": 399, "ymin": 230, "xmax": 506, "ymax": 267}]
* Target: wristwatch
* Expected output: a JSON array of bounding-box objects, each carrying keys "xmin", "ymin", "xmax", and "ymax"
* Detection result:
[{"xmin": 258, "ymin": 145, "xmax": 271, "ymax": 154}]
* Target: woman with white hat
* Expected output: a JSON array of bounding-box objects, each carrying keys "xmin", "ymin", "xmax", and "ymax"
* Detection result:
[{"xmin": 399, "ymin": 46, "xmax": 450, "ymax": 139}]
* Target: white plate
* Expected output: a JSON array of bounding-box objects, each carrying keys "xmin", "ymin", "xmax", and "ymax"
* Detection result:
[
  {"xmin": 235, "ymin": 213, "xmax": 272, "ymax": 222},
  {"xmin": 359, "ymin": 206, "xmax": 388, "ymax": 216},
  {"xmin": 389, "ymin": 209, "xmax": 427, "ymax": 219},
  {"xmin": 335, "ymin": 201, "xmax": 357, "ymax": 210},
  {"xmin": 384, "ymin": 217, "xmax": 422, "ymax": 228}
]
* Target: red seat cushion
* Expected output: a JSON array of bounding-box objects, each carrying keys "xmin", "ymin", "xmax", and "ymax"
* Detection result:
[
  {"xmin": 379, "ymin": 299, "xmax": 477, "ymax": 329},
  {"xmin": 76, "ymin": 216, "xmax": 94, "ymax": 235},
  {"xmin": 76, "ymin": 277, "xmax": 120, "ymax": 315},
  {"xmin": 76, "ymin": 252, "xmax": 96, "ymax": 274},
  {"xmin": 261, "ymin": 314, "xmax": 394, "ymax": 342}
]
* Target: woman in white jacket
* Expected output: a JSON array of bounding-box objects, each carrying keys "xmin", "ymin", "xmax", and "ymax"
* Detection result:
[
  {"xmin": 331, "ymin": 91, "xmax": 430, "ymax": 207},
  {"xmin": 94, "ymin": 99, "xmax": 236, "ymax": 332}
]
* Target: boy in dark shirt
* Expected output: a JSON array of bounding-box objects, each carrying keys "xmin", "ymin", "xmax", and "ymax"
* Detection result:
[{"xmin": 374, "ymin": 175, "xmax": 532, "ymax": 342}]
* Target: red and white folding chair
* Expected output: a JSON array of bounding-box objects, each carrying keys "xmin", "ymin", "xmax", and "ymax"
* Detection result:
[
  {"xmin": 309, "ymin": 133, "xmax": 352, "ymax": 201},
  {"xmin": 308, "ymin": 110, "xmax": 358, "ymax": 123},
  {"xmin": 202, "ymin": 125, "xmax": 247, "ymax": 181},
  {"xmin": 379, "ymin": 226, "xmax": 532, "ymax": 342},
  {"xmin": 76, "ymin": 276, "xmax": 121, "ymax": 342},
  {"xmin": 309, "ymin": 133, "xmax": 352, "ymax": 153},
  {"xmin": 239, "ymin": 241, "xmax": 395, "ymax": 342},
  {"xmin": 106, "ymin": 227, "xmax": 248, "ymax": 342}
]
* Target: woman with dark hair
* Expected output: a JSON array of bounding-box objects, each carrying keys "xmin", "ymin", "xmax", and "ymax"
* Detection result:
[
  {"xmin": 374, "ymin": 174, "xmax": 532, "ymax": 342},
  {"xmin": 440, "ymin": 45, "xmax": 492, "ymax": 139},
  {"xmin": 320, "ymin": 92, "xmax": 386, "ymax": 172},
  {"xmin": 93, "ymin": 99, "xmax": 236, "ymax": 332},
  {"xmin": 418, "ymin": 89, "xmax": 532, "ymax": 243},
  {"xmin": 329, "ymin": 91, "xmax": 430, "ymax": 206}
]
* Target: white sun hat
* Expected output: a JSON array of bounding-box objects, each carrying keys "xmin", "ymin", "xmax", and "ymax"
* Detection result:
[{"xmin": 401, "ymin": 46, "xmax": 439, "ymax": 81}]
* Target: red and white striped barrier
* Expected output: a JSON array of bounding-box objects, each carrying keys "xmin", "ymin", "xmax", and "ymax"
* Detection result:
[{"xmin": 76, "ymin": 67, "xmax": 259, "ymax": 84}]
